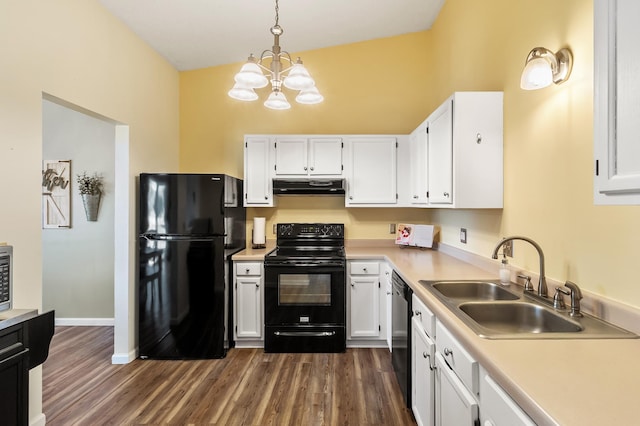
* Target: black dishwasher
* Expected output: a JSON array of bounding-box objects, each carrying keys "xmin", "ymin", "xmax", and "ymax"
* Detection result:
[{"xmin": 391, "ymin": 270, "xmax": 412, "ymax": 408}]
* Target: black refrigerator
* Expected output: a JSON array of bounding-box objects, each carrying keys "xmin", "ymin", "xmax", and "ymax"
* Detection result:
[{"xmin": 138, "ymin": 173, "xmax": 245, "ymax": 359}]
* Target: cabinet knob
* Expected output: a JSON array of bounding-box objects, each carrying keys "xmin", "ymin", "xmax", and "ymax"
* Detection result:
[
  {"xmin": 413, "ymin": 195, "xmax": 418, "ymax": 199},
  {"xmin": 245, "ymin": 268, "xmax": 250, "ymax": 273},
  {"xmin": 310, "ymin": 167, "xmax": 314, "ymax": 171},
  {"xmin": 443, "ymin": 192, "xmax": 450, "ymax": 198},
  {"xmin": 476, "ymin": 133, "xmax": 482, "ymax": 144},
  {"xmin": 264, "ymin": 196, "xmax": 268, "ymax": 200},
  {"xmin": 304, "ymin": 166, "xmax": 308, "ymax": 171},
  {"xmin": 351, "ymin": 282, "xmax": 355, "ymax": 287},
  {"xmin": 415, "ymin": 310, "xmax": 422, "ymax": 317},
  {"xmin": 423, "ymin": 351, "xmax": 428, "ymax": 359},
  {"xmin": 363, "ymin": 267, "xmax": 367, "ymax": 272},
  {"xmin": 349, "ymin": 195, "xmax": 353, "ymax": 200},
  {"xmin": 256, "ymin": 283, "xmax": 260, "ymax": 288},
  {"xmin": 444, "ymin": 347, "xmax": 453, "ymax": 356}
]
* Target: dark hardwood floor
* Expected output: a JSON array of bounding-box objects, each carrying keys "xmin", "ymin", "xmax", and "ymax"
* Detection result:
[{"xmin": 43, "ymin": 326, "xmax": 416, "ymax": 425}]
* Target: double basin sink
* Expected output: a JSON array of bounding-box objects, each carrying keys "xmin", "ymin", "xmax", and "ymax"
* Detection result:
[{"xmin": 419, "ymin": 280, "xmax": 637, "ymax": 339}]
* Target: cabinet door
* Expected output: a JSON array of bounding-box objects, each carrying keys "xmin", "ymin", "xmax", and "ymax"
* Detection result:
[
  {"xmin": 0, "ymin": 349, "xmax": 28, "ymax": 426},
  {"xmin": 428, "ymin": 100, "xmax": 453, "ymax": 205},
  {"xmin": 383, "ymin": 265, "xmax": 393, "ymax": 351},
  {"xmin": 346, "ymin": 137, "xmax": 397, "ymax": 205},
  {"xmin": 309, "ymin": 137, "xmax": 343, "ymax": 175},
  {"xmin": 235, "ymin": 276, "xmax": 262, "ymax": 339},
  {"xmin": 410, "ymin": 123, "xmax": 429, "ymax": 205},
  {"xmin": 480, "ymin": 368, "xmax": 535, "ymax": 426},
  {"xmin": 412, "ymin": 318, "xmax": 435, "ymax": 426},
  {"xmin": 349, "ymin": 276, "xmax": 380, "ymax": 338},
  {"xmin": 244, "ymin": 136, "xmax": 273, "ymax": 206},
  {"xmin": 435, "ymin": 353, "xmax": 479, "ymax": 426},
  {"xmin": 594, "ymin": 0, "xmax": 640, "ymax": 204},
  {"xmin": 275, "ymin": 137, "xmax": 308, "ymax": 176}
]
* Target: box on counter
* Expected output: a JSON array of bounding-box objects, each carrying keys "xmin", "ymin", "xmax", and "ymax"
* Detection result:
[{"xmin": 395, "ymin": 224, "xmax": 438, "ymax": 248}]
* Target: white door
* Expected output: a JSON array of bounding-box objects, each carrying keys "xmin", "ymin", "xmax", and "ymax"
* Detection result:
[
  {"xmin": 275, "ymin": 137, "xmax": 308, "ymax": 176},
  {"xmin": 412, "ymin": 317, "xmax": 435, "ymax": 426},
  {"xmin": 349, "ymin": 276, "xmax": 380, "ymax": 338},
  {"xmin": 410, "ymin": 124, "xmax": 429, "ymax": 205},
  {"xmin": 435, "ymin": 353, "xmax": 479, "ymax": 425},
  {"xmin": 235, "ymin": 276, "xmax": 262, "ymax": 339},
  {"xmin": 346, "ymin": 137, "xmax": 397, "ymax": 205},
  {"xmin": 244, "ymin": 137, "xmax": 273, "ymax": 206},
  {"xmin": 428, "ymin": 100, "xmax": 453, "ymax": 205},
  {"xmin": 309, "ymin": 137, "xmax": 343, "ymax": 175}
]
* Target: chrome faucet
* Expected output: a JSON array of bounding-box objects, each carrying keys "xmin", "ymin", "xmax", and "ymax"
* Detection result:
[
  {"xmin": 563, "ymin": 281, "xmax": 583, "ymax": 317},
  {"xmin": 492, "ymin": 236, "xmax": 548, "ymax": 297}
]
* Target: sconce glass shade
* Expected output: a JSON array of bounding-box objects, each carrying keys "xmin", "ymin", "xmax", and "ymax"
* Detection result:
[
  {"xmin": 264, "ymin": 91, "xmax": 291, "ymax": 110},
  {"xmin": 283, "ymin": 62, "xmax": 315, "ymax": 90},
  {"xmin": 228, "ymin": 82, "xmax": 259, "ymax": 101},
  {"xmin": 295, "ymin": 86, "xmax": 324, "ymax": 104},
  {"xmin": 520, "ymin": 57, "xmax": 553, "ymax": 90},
  {"xmin": 520, "ymin": 47, "xmax": 573, "ymax": 90},
  {"xmin": 234, "ymin": 60, "xmax": 269, "ymax": 89}
]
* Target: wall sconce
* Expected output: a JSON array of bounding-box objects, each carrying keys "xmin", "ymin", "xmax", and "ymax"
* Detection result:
[{"xmin": 520, "ymin": 47, "xmax": 573, "ymax": 90}]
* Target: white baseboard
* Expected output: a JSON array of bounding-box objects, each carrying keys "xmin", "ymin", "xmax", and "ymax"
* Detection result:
[
  {"xmin": 112, "ymin": 348, "xmax": 137, "ymax": 364},
  {"xmin": 55, "ymin": 318, "xmax": 114, "ymax": 326},
  {"xmin": 30, "ymin": 412, "xmax": 46, "ymax": 426}
]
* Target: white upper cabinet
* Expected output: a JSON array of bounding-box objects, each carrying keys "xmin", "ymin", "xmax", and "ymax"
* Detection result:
[
  {"xmin": 274, "ymin": 137, "xmax": 343, "ymax": 177},
  {"xmin": 409, "ymin": 119, "xmax": 429, "ymax": 205},
  {"xmin": 426, "ymin": 92, "xmax": 503, "ymax": 209},
  {"xmin": 345, "ymin": 136, "xmax": 398, "ymax": 206},
  {"xmin": 594, "ymin": 0, "xmax": 640, "ymax": 204},
  {"xmin": 244, "ymin": 136, "xmax": 275, "ymax": 207}
]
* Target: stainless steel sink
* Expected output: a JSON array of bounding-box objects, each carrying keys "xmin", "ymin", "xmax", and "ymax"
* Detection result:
[
  {"xmin": 419, "ymin": 279, "xmax": 637, "ymax": 339},
  {"xmin": 431, "ymin": 281, "xmax": 519, "ymax": 301},
  {"xmin": 459, "ymin": 302, "xmax": 582, "ymax": 334}
]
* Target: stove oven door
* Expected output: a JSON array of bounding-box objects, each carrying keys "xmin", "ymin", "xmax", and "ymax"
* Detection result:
[
  {"xmin": 264, "ymin": 261, "xmax": 346, "ymax": 353},
  {"xmin": 264, "ymin": 261, "xmax": 345, "ymax": 326}
]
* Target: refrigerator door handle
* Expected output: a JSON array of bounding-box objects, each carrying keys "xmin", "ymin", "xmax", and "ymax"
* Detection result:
[{"xmin": 140, "ymin": 234, "xmax": 218, "ymax": 242}]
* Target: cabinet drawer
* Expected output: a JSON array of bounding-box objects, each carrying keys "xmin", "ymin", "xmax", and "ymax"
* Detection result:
[
  {"xmin": 349, "ymin": 262, "xmax": 379, "ymax": 275},
  {"xmin": 480, "ymin": 368, "xmax": 535, "ymax": 426},
  {"xmin": 235, "ymin": 263, "xmax": 262, "ymax": 276},
  {"xmin": 436, "ymin": 321, "xmax": 478, "ymax": 396},
  {"xmin": 412, "ymin": 294, "xmax": 435, "ymax": 338}
]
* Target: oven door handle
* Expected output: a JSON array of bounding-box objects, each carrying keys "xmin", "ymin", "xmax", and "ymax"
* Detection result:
[
  {"xmin": 273, "ymin": 331, "xmax": 337, "ymax": 337},
  {"xmin": 265, "ymin": 262, "xmax": 345, "ymax": 268}
]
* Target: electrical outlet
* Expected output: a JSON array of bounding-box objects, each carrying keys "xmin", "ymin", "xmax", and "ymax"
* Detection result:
[
  {"xmin": 389, "ymin": 223, "xmax": 396, "ymax": 234},
  {"xmin": 273, "ymin": 224, "xmax": 277, "ymax": 234},
  {"xmin": 502, "ymin": 239, "xmax": 513, "ymax": 257},
  {"xmin": 460, "ymin": 228, "xmax": 467, "ymax": 244}
]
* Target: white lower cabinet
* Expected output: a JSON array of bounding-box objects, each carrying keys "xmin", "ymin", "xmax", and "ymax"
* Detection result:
[
  {"xmin": 435, "ymin": 352, "xmax": 479, "ymax": 425},
  {"xmin": 434, "ymin": 319, "xmax": 479, "ymax": 425},
  {"xmin": 348, "ymin": 261, "xmax": 388, "ymax": 346},
  {"xmin": 382, "ymin": 263, "xmax": 393, "ymax": 351},
  {"xmin": 411, "ymin": 293, "xmax": 436, "ymax": 426},
  {"xmin": 233, "ymin": 262, "xmax": 263, "ymax": 345},
  {"xmin": 479, "ymin": 367, "xmax": 535, "ymax": 426}
]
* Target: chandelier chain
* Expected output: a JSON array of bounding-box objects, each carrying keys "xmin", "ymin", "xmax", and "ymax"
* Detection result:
[{"xmin": 274, "ymin": 0, "xmax": 279, "ymax": 27}]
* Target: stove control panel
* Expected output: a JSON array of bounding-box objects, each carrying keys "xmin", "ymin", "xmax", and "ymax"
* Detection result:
[{"xmin": 277, "ymin": 223, "xmax": 344, "ymax": 238}]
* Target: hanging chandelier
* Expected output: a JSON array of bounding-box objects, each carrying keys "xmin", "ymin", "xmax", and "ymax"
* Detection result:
[{"xmin": 228, "ymin": 0, "xmax": 323, "ymax": 110}]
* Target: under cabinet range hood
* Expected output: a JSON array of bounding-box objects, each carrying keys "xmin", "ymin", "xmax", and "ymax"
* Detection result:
[{"xmin": 273, "ymin": 178, "xmax": 345, "ymax": 195}]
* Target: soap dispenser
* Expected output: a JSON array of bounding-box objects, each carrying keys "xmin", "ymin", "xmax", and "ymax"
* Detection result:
[{"xmin": 499, "ymin": 254, "xmax": 510, "ymax": 285}]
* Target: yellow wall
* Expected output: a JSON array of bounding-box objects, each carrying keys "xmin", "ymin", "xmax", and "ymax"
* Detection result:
[
  {"xmin": 180, "ymin": 31, "xmax": 437, "ymax": 239},
  {"xmin": 0, "ymin": 0, "xmax": 179, "ymax": 421},
  {"xmin": 180, "ymin": 0, "xmax": 640, "ymax": 308}
]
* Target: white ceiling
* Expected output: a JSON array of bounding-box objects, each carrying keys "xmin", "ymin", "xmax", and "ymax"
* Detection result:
[{"xmin": 98, "ymin": 0, "xmax": 445, "ymax": 71}]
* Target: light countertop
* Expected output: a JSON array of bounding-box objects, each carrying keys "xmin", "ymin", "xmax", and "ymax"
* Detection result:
[{"xmin": 233, "ymin": 242, "xmax": 640, "ymax": 425}]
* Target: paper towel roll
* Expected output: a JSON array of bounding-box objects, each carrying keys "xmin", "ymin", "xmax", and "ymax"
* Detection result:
[{"xmin": 253, "ymin": 217, "xmax": 266, "ymax": 246}]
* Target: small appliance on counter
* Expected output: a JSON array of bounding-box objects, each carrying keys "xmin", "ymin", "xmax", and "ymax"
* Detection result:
[{"xmin": 0, "ymin": 245, "xmax": 13, "ymax": 312}]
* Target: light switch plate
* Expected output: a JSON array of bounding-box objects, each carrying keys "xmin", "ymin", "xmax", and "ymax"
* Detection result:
[
  {"xmin": 460, "ymin": 228, "xmax": 467, "ymax": 244},
  {"xmin": 389, "ymin": 223, "xmax": 396, "ymax": 234}
]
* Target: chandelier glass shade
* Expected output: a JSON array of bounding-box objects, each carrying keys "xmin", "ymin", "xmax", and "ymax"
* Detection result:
[{"xmin": 228, "ymin": 0, "xmax": 322, "ymax": 110}]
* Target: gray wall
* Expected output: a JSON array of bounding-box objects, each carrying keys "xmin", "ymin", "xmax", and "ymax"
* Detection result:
[{"xmin": 42, "ymin": 99, "xmax": 115, "ymax": 320}]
